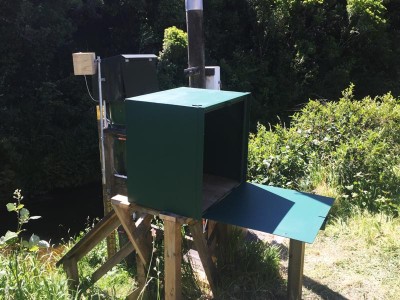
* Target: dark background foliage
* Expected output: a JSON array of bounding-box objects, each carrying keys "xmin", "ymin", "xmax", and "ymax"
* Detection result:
[{"xmin": 1, "ymin": 0, "xmax": 399, "ymax": 201}]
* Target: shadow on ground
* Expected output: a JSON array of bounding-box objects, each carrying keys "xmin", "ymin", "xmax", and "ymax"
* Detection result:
[{"xmin": 246, "ymin": 230, "xmax": 349, "ymax": 300}]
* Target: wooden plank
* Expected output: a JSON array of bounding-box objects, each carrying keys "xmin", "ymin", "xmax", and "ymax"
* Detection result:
[
  {"xmin": 57, "ymin": 210, "xmax": 120, "ymax": 266},
  {"xmin": 202, "ymin": 174, "xmax": 239, "ymax": 211},
  {"xmin": 136, "ymin": 255, "xmax": 147, "ymax": 299},
  {"xmin": 91, "ymin": 241, "xmax": 134, "ymax": 284},
  {"xmin": 163, "ymin": 217, "xmax": 182, "ymax": 300},
  {"xmin": 189, "ymin": 221, "xmax": 218, "ymax": 296},
  {"xmin": 63, "ymin": 256, "xmax": 79, "ymax": 291},
  {"xmin": 103, "ymin": 130, "xmax": 117, "ymax": 257},
  {"xmin": 127, "ymin": 252, "xmax": 148, "ymax": 300},
  {"xmin": 287, "ymin": 239, "xmax": 305, "ymax": 300},
  {"xmin": 112, "ymin": 200, "xmax": 151, "ymax": 266},
  {"xmin": 112, "ymin": 194, "xmax": 161, "ymax": 217},
  {"xmin": 159, "ymin": 213, "xmax": 190, "ymax": 225},
  {"xmin": 135, "ymin": 214, "xmax": 152, "ymax": 299},
  {"xmin": 113, "ymin": 175, "xmax": 128, "ymax": 196},
  {"xmin": 216, "ymin": 222, "xmax": 228, "ymax": 250},
  {"xmin": 206, "ymin": 220, "xmax": 217, "ymax": 255}
]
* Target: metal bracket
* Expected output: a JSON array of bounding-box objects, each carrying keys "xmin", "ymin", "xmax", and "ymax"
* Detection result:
[{"xmin": 184, "ymin": 66, "xmax": 200, "ymax": 77}]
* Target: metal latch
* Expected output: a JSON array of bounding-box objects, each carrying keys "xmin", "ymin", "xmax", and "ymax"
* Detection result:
[{"xmin": 184, "ymin": 66, "xmax": 200, "ymax": 77}]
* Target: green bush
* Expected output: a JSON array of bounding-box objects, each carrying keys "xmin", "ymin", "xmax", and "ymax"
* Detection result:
[
  {"xmin": 158, "ymin": 26, "xmax": 188, "ymax": 90},
  {"xmin": 248, "ymin": 85, "xmax": 400, "ymax": 216}
]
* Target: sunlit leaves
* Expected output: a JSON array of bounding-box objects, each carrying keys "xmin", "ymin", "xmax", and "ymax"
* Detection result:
[
  {"xmin": 1, "ymin": 189, "xmax": 49, "ymax": 251},
  {"xmin": 248, "ymin": 86, "xmax": 400, "ymax": 215}
]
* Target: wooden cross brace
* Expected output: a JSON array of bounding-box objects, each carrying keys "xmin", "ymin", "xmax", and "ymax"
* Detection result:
[{"xmin": 112, "ymin": 195, "xmax": 219, "ymax": 300}]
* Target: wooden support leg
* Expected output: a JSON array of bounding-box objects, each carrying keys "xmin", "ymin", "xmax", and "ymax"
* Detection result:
[
  {"xmin": 287, "ymin": 239, "xmax": 305, "ymax": 300},
  {"xmin": 189, "ymin": 221, "xmax": 218, "ymax": 297},
  {"xmin": 63, "ymin": 256, "xmax": 79, "ymax": 292},
  {"xmin": 112, "ymin": 199, "xmax": 151, "ymax": 266},
  {"xmin": 126, "ymin": 254, "xmax": 147, "ymax": 300},
  {"xmin": 162, "ymin": 215, "xmax": 182, "ymax": 300},
  {"xmin": 206, "ymin": 220, "xmax": 217, "ymax": 257},
  {"xmin": 92, "ymin": 242, "xmax": 134, "ymax": 284},
  {"xmin": 127, "ymin": 215, "xmax": 152, "ymax": 300},
  {"xmin": 98, "ymin": 106, "xmax": 117, "ymax": 258},
  {"xmin": 217, "ymin": 223, "xmax": 228, "ymax": 247}
]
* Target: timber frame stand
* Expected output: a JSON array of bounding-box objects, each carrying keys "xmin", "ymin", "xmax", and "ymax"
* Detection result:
[
  {"xmin": 57, "ymin": 193, "xmax": 307, "ymax": 299},
  {"xmin": 57, "ymin": 194, "xmax": 219, "ymax": 300}
]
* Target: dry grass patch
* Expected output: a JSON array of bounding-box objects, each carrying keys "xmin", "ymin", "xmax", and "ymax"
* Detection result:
[{"xmin": 300, "ymin": 212, "xmax": 400, "ymax": 299}]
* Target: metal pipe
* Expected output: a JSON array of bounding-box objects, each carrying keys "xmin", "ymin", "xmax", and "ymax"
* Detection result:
[
  {"xmin": 186, "ymin": 0, "xmax": 205, "ymax": 88},
  {"xmin": 97, "ymin": 56, "xmax": 106, "ymax": 185},
  {"xmin": 185, "ymin": 0, "xmax": 203, "ymax": 10}
]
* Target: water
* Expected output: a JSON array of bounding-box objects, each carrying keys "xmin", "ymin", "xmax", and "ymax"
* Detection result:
[{"xmin": 0, "ymin": 182, "xmax": 103, "ymax": 245}]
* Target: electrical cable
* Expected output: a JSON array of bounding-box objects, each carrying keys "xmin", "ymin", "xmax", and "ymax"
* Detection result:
[{"xmin": 84, "ymin": 75, "xmax": 98, "ymax": 102}]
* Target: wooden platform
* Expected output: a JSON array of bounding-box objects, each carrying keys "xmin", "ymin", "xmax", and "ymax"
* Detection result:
[{"xmin": 202, "ymin": 174, "xmax": 238, "ymax": 211}]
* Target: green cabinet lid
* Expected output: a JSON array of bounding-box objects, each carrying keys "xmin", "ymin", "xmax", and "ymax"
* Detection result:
[{"xmin": 126, "ymin": 87, "xmax": 249, "ymax": 110}]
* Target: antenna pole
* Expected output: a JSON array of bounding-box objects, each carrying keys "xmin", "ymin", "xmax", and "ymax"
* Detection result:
[{"xmin": 186, "ymin": 0, "xmax": 205, "ymax": 88}]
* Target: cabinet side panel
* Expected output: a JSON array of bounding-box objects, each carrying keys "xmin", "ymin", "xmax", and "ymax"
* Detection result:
[{"xmin": 125, "ymin": 101, "xmax": 202, "ymax": 218}]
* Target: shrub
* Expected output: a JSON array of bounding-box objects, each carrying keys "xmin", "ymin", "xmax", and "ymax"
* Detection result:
[
  {"xmin": 158, "ymin": 26, "xmax": 188, "ymax": 89},
  {"xmin": 0, "ymin": 190, "xmax": 67, "ymax": 299},
  {"xmin": 248, "ymin": 85, "xmax": 400, "ymax": 216}
]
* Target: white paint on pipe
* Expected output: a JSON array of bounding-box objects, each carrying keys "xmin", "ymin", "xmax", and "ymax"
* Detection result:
[{"xmin": 185, "ymin": 0, "xmax": 203, "ymax": 11}]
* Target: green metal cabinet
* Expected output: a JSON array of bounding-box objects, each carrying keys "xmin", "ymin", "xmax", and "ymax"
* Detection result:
[
  {"xmin": 125, "ymin": 87, "xmax": 250, "ymax": 219},
  {"xmin": 125, "ymin": 87, "xmax": 334, "ymax": 244}
]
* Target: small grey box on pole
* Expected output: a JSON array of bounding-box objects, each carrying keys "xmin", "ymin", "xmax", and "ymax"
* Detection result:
[{"xmin": 186, "ymin": 0, "xmax": 206, "ymax": 88}]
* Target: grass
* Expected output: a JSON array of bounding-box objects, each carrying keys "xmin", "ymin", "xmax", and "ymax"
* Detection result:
[
  {"xmin": 76, "ymin": 239, "xmax": 137, "ymax": 299},
  {"xmin": 1, "ymin": 190, "xmax": 400, "ymax": 300},
  {"xmin": 0, "ymin": 248, "xmax": 71, "ymax": 300},
  {"xmin": 214, "ymin": 227, "xmax": 284, "ymax": 299},
  {"xmin": 297, "ymin": 211, "xmax": 400, "ymax": 299},
  {"xmin": 1, "ymin": 211, "xmax": 400, "ymax": 299}
]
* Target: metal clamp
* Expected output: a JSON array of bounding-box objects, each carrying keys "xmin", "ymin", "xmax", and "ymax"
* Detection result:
[{"xmin": 184, "ymin": 66, "xmax": 200, "ymax": 77}]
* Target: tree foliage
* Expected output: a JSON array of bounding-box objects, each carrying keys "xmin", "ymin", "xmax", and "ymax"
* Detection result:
[
  {"xmin": 158, "ymin": 26, "xmax": 188, "ymax": 90},
  {"xmin": 248, "ymin": 85, "xmax": 400, "ymax": 216},
  {"xmin": 1, "ymin": 0, "xmax": 399, "ymax": 199}
]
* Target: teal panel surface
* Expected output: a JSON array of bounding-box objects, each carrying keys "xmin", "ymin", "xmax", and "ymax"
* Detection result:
[
  {"xmin": 125, "ymin": 101, "xmax": 203, "ymax": 219},
  {"xmin": 203, "ymin": 183, "xmax": 335, "ymax": 243},
  {"xmin": 125, "ymin": 87, "xmax": 249, "ymax": 219},
  {"xmin": 127, "ymin": 87, "xmax": 249, "ymax": 109}
]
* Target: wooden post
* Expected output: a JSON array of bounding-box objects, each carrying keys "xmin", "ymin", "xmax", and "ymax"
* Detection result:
[
  {"xmin": 189, "ymin": 221, "xmax": 218, "ymax": 296},
  {"xmin": 56, "ymin": 210, "xmax": 120, "ymax": 268},
  {"xmin": 161, "ymin": 215, "xmax": 182, "ymax": 300},
  {"xmin": 97, "ymin": 106, "xmax": 117, "ymax": 257},
  {"xmin": 287, "ymin": 239, "xmax": 305, "ymax": 300},
  {"xmin": 63, "ymin": 256, "xmax": 79, "ymax": 291},
  {"xmin": 111, "ymin": 199, "xmax": 151, "ymax": 266},
  {"xmin": 126, "ymin": 239, "xmax": 151, "ymax": 300},
  {"xmin": 207, "ymin": 220, "xmax": 218, "ymax": 256},
  {"xmin": 91, "ymin": 242, "xmax": 134, "ymax": 284},
  {"xmin": 216, "ymin": 223, "xmax": 228, "ymax": 258}
]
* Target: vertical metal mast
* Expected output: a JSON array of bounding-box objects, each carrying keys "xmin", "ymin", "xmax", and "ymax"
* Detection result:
[
  {"xmin": 185, "ymin": 0, "xmax": 206, "ymax": 88},
  {"xmin": 97, "ymin": 56, "xmax": 106, "ymax": 185}
]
